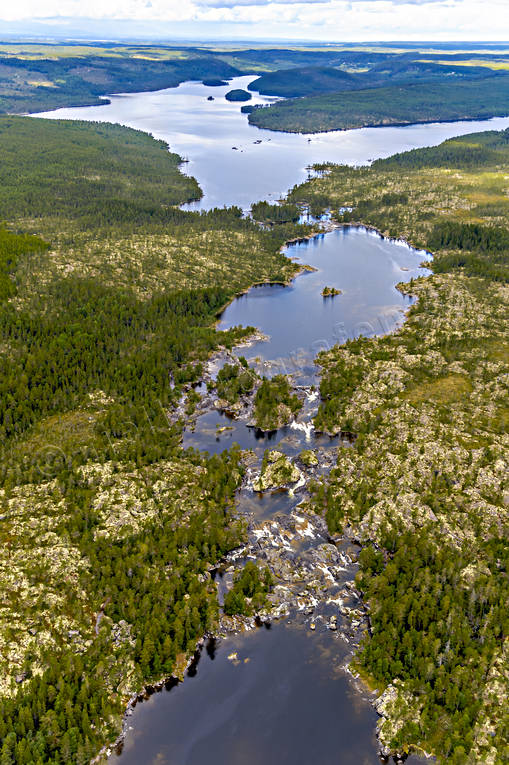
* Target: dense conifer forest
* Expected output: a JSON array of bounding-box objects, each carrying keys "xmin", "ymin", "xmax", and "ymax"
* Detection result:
[
  {"xmin": 2, "ymin": 40, "xmax": 509, "ymax": 133},
  {"xmin": 0, "ymin": 115, "xmax": 307, "ymax": 764},
  {"xmin": 290, "ymin": 129, "xmax": 509, "ymax": 763},
  {"xmin": 0, "ymin": 47, "xmax": 508, "ymax": 762},
  {"xmin": 248, "ymin": 75, "xmax": 509, "ymax": 132},
  {"xmin": 254, "ymin": 376, "xmax": 303, "ymax": 430}
]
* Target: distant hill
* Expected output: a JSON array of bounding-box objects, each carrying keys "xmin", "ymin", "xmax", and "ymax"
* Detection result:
[
  {"xmin": 248, "ymin": 66, "xmax": 358, "ymax": 98},
  {"xmin": 0, "ymin": 47, "xmax": 242, "ymax": 114},
  {"xmin": 247, "ymin": 58, "xmax": 499, "ymax": 101},
  {"xmin": 368, "ymin": 57, "xmax": 501, "ymax": 82},
  {"xmin": 248, "ymin": 75, "xmax": 509, "ymax": 133},
  {"xmin": 2, "ymin": 42, "xmax": 506, "ymax": 116}
]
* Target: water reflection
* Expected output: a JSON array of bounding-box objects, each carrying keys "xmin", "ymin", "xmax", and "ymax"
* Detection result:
[
  {"xmin": 36, "ymin": 76, "xmax": 443, "ymax": 765},
  {"xmin": 219, "ymin": 226, "xmax": 431, "ymax": 381},
  {"xmin": 111, "ymin": 623, "xmax": 382, "ymax": 765},
  {"xmin": 34, "ymin": 76, "xmax": 509, "ymax": 210}
]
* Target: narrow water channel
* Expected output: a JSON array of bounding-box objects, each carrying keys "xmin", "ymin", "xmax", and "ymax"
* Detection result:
[
  {"xmin": 32, "ymin": 79, "xmax": 454, "ymax": 764},
  {"xmin": 109, "ymin": 227, "xmax": 431, "ymax": 765}
]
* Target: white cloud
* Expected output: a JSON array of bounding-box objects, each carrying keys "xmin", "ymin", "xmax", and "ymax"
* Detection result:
[
  {"xmin": 198, "ymin": 0, "xmax": 449, "ymax": 6},
  {"xmin": 1, "ymin": 0, "xmax": 508, "ymax": 41}
]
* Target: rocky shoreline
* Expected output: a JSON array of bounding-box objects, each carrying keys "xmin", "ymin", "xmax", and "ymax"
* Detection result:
[
  {"xmin": 101, "ymin": 221, "xmax": 435, "ymax": 764},
  {"xmin": 173, "ymin": 347, "xmax": 425, "ymax": 764}
]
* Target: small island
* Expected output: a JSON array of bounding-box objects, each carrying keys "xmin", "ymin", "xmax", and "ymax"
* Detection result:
[
  {"xmin": 321, "ymin": 285, "xmax": 342, "ymax": 297},
  {"xmin": 225, "ymin": 89, "xmax": 252, "ymax": 102},
  {"xmin": 203, "ymin": 78, "xmax": 228, "ymax": 86}
]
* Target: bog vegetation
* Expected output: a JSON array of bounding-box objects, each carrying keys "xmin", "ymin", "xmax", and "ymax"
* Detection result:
[
  {"xmin": 0, "ymin": 52, "xmax": 508, "ymax": 763},
  {"xmin": 0, "ymin": 115, "xmax": 309, "ymax": 764},
  {"xmin": 291, "ymin": 129, "xmax": 509, "ymax": 763}
]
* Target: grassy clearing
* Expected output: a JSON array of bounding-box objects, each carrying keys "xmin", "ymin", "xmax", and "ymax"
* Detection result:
[
  {"xmin": 419, "ymin": 58, "xmax": 509, "ymax": 70},
  {"xmin": 402, "ymin": 373, "xmax": 472, "ymax": 406}
]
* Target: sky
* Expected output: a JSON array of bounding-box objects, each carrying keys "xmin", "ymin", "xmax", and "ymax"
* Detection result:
[{"xmin": 1, "ymin": 0, "xmax": 508, "ymax": 43}]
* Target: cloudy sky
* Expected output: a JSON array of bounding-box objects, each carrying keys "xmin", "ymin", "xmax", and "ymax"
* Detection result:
[{"xmin": 2, "ymin": 0, "xmax": 508, "ymax": 42}]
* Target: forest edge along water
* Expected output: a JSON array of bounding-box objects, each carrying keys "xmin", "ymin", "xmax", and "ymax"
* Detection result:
[
  {"xmin": 33, "ymin": 77, "xmax": 495, "ymax": 765},
  {"xmin": 106, "ymin": 224, "xmax": 432, "ymax": 765},
  {"xmin": 34, "ymin": 75, "xmax": 509, "ymax": 211}
]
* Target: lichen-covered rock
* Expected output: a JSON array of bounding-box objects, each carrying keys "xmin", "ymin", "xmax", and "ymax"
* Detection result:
[
  {"xmin": 252, "ymin": 451, "xmax": 302, "ymax": 491},
  {"xmin": 299, "ymin": 449, "xmax": 319, "ymax": 467},
  {"xmin": 375, "ymin": 681, "xmax": 423, "ymax": 758},
  {"xmin": 0, "ymin": 481, "xmax": 91, "ymax": 697},
  {"xmin": 312, "ymin": 275, "xmax": 508, "ymax": 761},
  {"xmin": 78, "ymin": 459, "xmax": 209, "ymax": 539}
]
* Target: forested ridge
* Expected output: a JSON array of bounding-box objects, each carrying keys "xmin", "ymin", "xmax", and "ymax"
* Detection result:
[
  {"xmin": 247, "ymin": 58, "xmax": 499, "ymax": 99},
  {"xmin": 0, "ymin": 46, "xmax": 242, "ymax": 114},
  {"xmin": 0, "ymin": 116, "xmax": 202, "ymax": 223},
  {"xmin": 3, "ymin": 40, "xmax": 509, "ymax": 129},
  {"xmin": 248, "ymin": 75, "xmax": 509, "ymax": 133},
  {"xmin": 290, "ymin": 130, "xmax": 509, "ymax": 762},
  {"xmin": 0, "ymin": 116, "xmax": 308, "ymax": 764}
]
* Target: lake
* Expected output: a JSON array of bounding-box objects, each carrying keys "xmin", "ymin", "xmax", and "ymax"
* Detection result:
[
  {"xmin": 219, "ymin": 225, "xmax": 430, "ymax": 381},
  {"xmin": 35, "ymin": 75, "xmax": 509, "ymax": 211},
  {"xmin": 107, "ymin": 224, "xmax": 431, "ymax": 764},
  {"xmin": 32, "ymin": 77, "xmax": 465, "ymax": 764}
]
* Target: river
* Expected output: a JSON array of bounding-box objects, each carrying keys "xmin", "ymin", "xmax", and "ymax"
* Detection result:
[{"xmin": 31, "ymin": 76, "xmax": 493, "ymax": 764}]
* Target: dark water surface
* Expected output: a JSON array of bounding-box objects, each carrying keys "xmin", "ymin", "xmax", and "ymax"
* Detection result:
[
  {"xmin": 39, "ymin": 78, "xmax": 439, "ymax": 764},
  {"xmin": 219, "ymin": 226, "xmax": 431, "ymax": 380},
  {"xmin": 111, "ymin": 226, "xmax": 431, "ymax": 765},
  {"xmin": 113, "ymin": 624, "xmax": 381, "ymax": 765}
]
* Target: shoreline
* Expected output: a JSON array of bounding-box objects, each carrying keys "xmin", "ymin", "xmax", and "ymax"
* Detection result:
[
  {"xmin": 89, "ymin": 212, "xmax": 436, "ymax": 764},
  {"xmin": 26, "ymin": 92, "xmax": 436, "ymax": 763},
  {"xmin": 91, "ymin": 634, "xmax": 212, "ymax": 764},
  {"xmin": 248, "ymin": 109, "xmax": 509, "ymax": 135},
  {"xmin": 6, "ymin": 63, "xmax": 504, "ymax": 765},
  {"xmin": 24, "ymin": 79, "xmax": 509, "ymax": 142},
  {"xmin": 212, "ymin": 225, "xmax": 331, "ymax": 328}
]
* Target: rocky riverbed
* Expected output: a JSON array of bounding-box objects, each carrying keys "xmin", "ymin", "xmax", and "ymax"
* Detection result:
[
  {"xmin": 172, "ymin": 346, "xmax": 417, "ymax": 764},
  {"xmin": 107, "ymin": 219, "xmax": 435, "ymax": 765}
]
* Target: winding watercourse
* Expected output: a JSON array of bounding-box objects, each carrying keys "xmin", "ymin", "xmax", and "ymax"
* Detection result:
[{"xmin": 33, "ymin": 76, "xmax": 501, "ymax": 764}]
